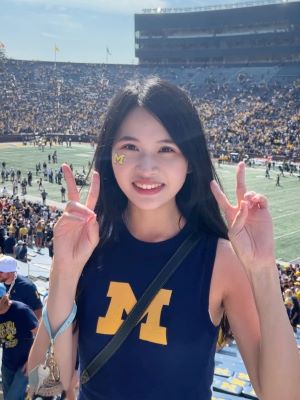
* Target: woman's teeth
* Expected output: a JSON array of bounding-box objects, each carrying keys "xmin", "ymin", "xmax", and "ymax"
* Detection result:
[{"xmin": 134, "ymin": 183, "xmax": 162, "ymax": 190}]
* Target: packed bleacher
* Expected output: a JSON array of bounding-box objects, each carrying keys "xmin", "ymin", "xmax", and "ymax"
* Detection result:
[
  {"xmin": 0, "ymin": 60, "xmax": 299, "ymax": 160},
  {"xmin": 0, "ymin": 195, "xmax": 60, "ymax": 260}
]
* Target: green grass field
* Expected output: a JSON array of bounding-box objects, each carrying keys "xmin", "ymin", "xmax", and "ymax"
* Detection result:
[
  {"xmin": 218, "ymin": 163, "xmax": 300, "ymax": 264},
  {"xmin": 0, "ymin": 142, "xmax": 299, "ymax": 262},
  {"xmin": 0, "ymin": 142, "xmax": 94, "ymax": 201}
]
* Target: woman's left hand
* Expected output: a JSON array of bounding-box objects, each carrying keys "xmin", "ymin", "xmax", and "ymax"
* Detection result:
[{"xmin": 210, "ymin": 162, "xmax": 275, "ymax": 270}]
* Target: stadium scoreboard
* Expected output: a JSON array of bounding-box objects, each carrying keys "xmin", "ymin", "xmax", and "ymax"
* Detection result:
[{"xmin": 134, "ymin": 0, "xmax": 300, "ymax": 65}]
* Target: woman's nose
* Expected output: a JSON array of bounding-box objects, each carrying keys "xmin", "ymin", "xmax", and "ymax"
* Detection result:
[{"xmin": 136, "ymin": 153, "xmax": 158, "ymax": 174}]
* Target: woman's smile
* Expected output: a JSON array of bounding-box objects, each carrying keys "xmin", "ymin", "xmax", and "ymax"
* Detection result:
[{"xmin": 132, "ymin": 181, "xmax": 165, "ymax": 195}]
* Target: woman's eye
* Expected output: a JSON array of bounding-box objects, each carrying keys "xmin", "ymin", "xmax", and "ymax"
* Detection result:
[
  {"xmin": 122, "ymin": 144, "xmax": 138, "ymax": 151},
  {"xmin": 159, "ymin": 146, "xmax": 175, "ymax": 153}
]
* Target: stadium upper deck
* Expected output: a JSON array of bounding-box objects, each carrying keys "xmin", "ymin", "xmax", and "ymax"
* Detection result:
[{"xmin": 135, "ymin": 0, "xmax": 300, "ymax": 65}]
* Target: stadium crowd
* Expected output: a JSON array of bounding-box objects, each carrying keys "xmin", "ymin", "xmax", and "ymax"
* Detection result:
[
  {"xmin": 0, "ymin": 195, "xmax": 60, "ymax": 260},
  {"xmin": 0, "ymin": 60, "xmax": 299, "ymax": 160}
]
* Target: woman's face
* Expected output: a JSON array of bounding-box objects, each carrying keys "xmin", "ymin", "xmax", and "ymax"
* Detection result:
[{"xmin": 112, "ymin": 107, "xmax": 188, "ymax": 212}]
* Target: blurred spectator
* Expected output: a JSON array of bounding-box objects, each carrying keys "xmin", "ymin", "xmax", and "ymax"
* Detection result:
[
  {"xmin": 0, "ymin": 283, "xmax": 38, "ymax": 400},
  {"xmin": 283, "ymin": 288, "xmax": 299, "ymax": 333},
  {"xmin": 41, "ymin": 189, "xmax": 48, "ymax": 205},
  {"xmin": 14, "ymin": 240, "xmax": 28, "ymax": 262},
  {"xmin": 4, "ymin": 233, "xmax": 16, "ymax": 256},
  {"xmin": 35, "ymin": 218, "xmax": 45, "ymax": 252},
  {"xmin": 0, "ymin": 255, "xmax": 43, "ymax": 320}
]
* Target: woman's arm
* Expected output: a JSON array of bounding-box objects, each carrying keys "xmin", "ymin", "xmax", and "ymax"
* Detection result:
[
  {"xmin": 216, "ymin": 240, "xmax": 300, "ymax": 400},
  {"xmin": 28, "ymin": 271, "xmax": 79, "ymax": 389},
  {"xmin": 28, "ymin": 164, "xmax": 100, "ymax": 392},
  {"xmin": 211, "ymin": 162, "xmax": 300, "ymax": 400}
]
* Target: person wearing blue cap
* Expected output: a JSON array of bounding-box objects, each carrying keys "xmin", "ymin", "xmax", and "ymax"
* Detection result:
[{"xmin": 0, "ymin": 283, "xmax": 38, "ymax": 399}]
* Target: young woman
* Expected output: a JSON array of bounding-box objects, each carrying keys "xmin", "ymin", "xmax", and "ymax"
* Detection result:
[{"xmin": 28, "ymin": 78, "xmax": 300, "ymax": 399}]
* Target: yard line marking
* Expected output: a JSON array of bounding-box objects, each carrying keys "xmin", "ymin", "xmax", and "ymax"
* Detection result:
[
  {"xmin": 275, "ymin": 229, "xmax": 300, "ymax": 240},
  {"xmin": 224, "ymin": 185, "xmax": 300, "ymax": 197},
  {"xmin": 289, "ymin": 257, "xmax": 300, "ymax": 263},
  {"xmin": 273, "ymin": 211, "xmax": 300, "ymax": 220}
]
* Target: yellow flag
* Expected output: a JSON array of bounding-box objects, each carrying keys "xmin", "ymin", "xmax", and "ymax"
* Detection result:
[{"xmin": 54, "ymin": 45, "xmax": 60, "ymax": 52}]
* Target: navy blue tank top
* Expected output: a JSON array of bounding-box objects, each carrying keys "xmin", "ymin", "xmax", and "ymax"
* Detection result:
[{"xmin": 77, "ymin": 224, "xmax": 220, "ymax": 400}]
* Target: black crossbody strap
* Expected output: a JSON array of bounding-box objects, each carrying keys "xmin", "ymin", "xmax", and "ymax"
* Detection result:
[{"xmin": 80, "ymin": 232, "xmax": 200, "ymax": 385}]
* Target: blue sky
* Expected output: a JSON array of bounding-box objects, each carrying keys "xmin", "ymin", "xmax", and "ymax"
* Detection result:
[{"xmin": 1, "ymin": 0, "xmax": 241, "ymax": 64}]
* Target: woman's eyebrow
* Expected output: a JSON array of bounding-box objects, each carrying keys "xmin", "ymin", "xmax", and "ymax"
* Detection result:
[
  {"xmin": 116, "ymin": 135, "xmax": 139, "ymax": 143},
  {"xmin": 157, "ymin": 139, "xmax": 175, "ymax": 144},
  {"xmin": 116, "ymin": 136, "xmax": 175, "ymax": 144}
]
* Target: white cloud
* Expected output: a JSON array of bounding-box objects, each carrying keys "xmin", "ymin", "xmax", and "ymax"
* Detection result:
[
  {"xmin": 11, "ymin": 0, "xmax": 168, "ymax": 14},
  {"xmin": 41, "ymin": 32, "xmax": 59, "ymax": 39},
  {"xmin": 49, "ymin": 13, "xmax": 83, "ymax": 31}
]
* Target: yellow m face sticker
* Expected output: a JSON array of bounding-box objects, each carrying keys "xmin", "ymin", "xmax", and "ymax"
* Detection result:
[{"xmin": 113, "ymin": 153, "xmax": 126, "ymax": 165}]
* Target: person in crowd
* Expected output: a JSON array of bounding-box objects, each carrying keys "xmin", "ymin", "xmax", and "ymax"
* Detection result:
[
  {"xmin": 61, "ymin": 186, "xmax": 66, "ymax": 202},
  {"xmin": 19, "ymin": 223, "xmax": 28, "ymax": 240},
  {"xmin": 3, "ymin": 233, "xmax": 16, "ymax": 257},
  {"xmin": 27, "ymin": 170, "xmax": 33, "ymax": 186},
  {"xmin": 41, "ymin": 189, "xmax": 48, "ymax": 206},
  {"xmin": 35, "ymin": 218, "xmax": 45, "ymax": 252},
  {"xmin": 12, "ymin": 180, "xmax": 18, "ymax": 196},
  {"xmin": 47, "ymin": 238, "xmax": 54, "ymax": 259},
  {"xmin": 0, "ymin": 255, "xmax": 42, "ymax": 320},
  {"xmin": 38, "ymin": 177, "xmax": 43, "ymax": 191},
  {"xmin": 275, "ymin": 173, "xmax": 281, "ymax": 187},
  {"xmin": 1, "ymin": 187, "xmax": 9, "ymax": 196},
  {"xmin": 28, "ymin": 78, "xmax": 300, "ymax": 400},
  {"xmin": 26, "ymin": 222, "xmax": 34, "ymax": 248},
  {"xmin": 283, "ymin": 288, "xmax": 299, "ymax": 333},
  {"xmin": 0, "ymin": 224, "xmax": 5, "ymax": 254},
  {"xmin": 0, "ymin": 283, "xmax": 38, "ymax": 400},
  {"xmin": 14, "ymin": 240, "xmax": 28, "ymax": 262}
]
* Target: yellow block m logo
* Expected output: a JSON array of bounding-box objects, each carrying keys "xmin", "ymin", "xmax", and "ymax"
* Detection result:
[
  {"xmin": 113, "ymin": 153, "xmax": 125, "ymax": 165},
  {"xmin": 96, "ymin": 281, "xmax": 172, "ymax": 345}
]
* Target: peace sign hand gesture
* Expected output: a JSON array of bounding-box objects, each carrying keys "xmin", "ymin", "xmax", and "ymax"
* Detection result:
[
  {"xmin": 211, "ymin": 162, "xmax": 275, "ymax": 270},
  {"xmin": 52, "ymin": 164, "xmax": 100, "ymax": 279}
]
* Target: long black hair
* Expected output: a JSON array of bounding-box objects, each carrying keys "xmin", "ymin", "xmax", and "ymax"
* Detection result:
[
  {"xmin": 94, "ymin": 77, "xmax": 228, "ymax": 243},
  {"xmin": 88, "ymin": 77, "xmax": 232, "ymax": 343}
]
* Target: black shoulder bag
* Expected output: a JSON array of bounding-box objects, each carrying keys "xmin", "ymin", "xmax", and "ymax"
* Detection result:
[{"xmin": 80, "ymin": 232, "xmax": 200, "ymax": 385}]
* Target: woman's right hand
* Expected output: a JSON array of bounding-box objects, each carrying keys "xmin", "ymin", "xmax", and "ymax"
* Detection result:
[{"xmin": 52, "ymin": 164, "xmax": 100, "ymax": 278}]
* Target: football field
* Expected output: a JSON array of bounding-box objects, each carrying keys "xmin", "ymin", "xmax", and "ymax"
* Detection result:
[{"xmin": 0, "ymin": 142, "xmax": 299, "ymax": 263}]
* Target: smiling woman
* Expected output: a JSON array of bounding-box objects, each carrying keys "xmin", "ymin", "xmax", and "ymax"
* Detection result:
[{"xmin": 28, "ymin": 77, "xmax": 300, "ymax": 400}]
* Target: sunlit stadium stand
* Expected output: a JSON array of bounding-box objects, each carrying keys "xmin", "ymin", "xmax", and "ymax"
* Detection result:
[{"xmin": 1, "ymin": 59, "xmax": 299, "ymax": 161}]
